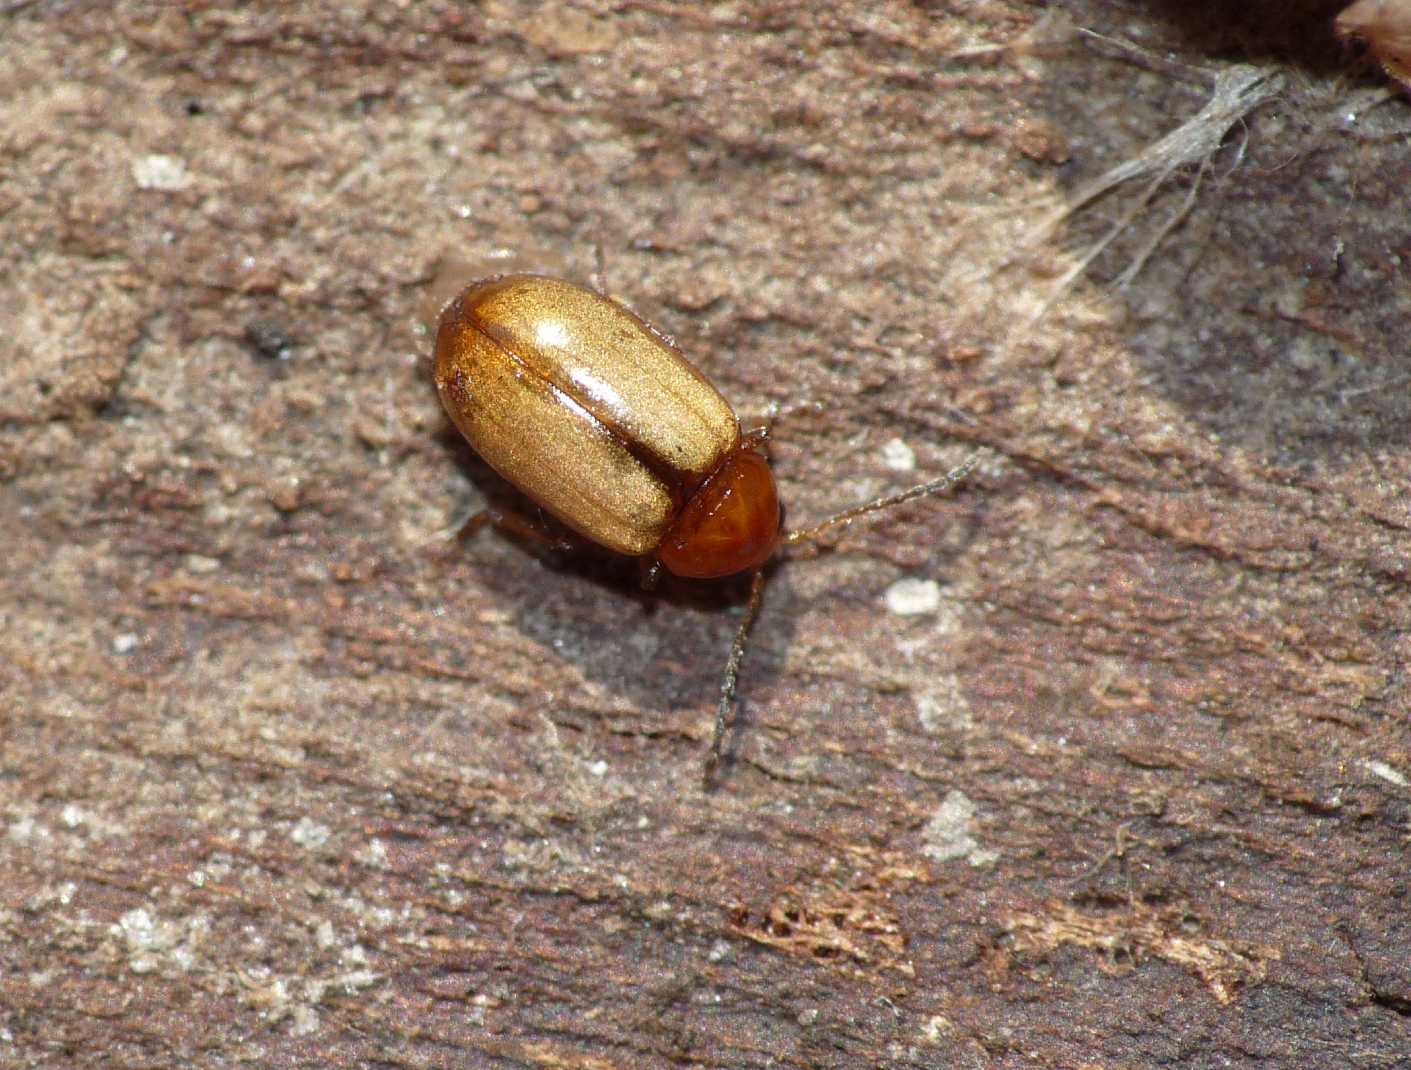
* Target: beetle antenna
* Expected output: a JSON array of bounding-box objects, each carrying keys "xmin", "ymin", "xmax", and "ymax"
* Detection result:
[
  {"xmin": 705, "ymin": 567, "xmax": 768, "ymax": 784},
  {"xmin": 782, "ymin": 454, "xmax": 980, "ymax": 548}
]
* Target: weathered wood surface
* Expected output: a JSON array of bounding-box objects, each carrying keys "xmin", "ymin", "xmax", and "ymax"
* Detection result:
[{"xmin": 3, "ymin": 1, "xmax": 1408, "ymax": 1067}]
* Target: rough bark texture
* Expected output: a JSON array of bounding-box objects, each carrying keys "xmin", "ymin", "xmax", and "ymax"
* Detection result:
[{"xmin": 3, "ymin": 1, "xmax": 1409, "ymax": 1067}]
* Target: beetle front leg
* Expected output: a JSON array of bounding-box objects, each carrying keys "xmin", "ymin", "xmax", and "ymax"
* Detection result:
[{"xmin": 741, "ymin": 399, "xmax": 826, "ymax": 450}]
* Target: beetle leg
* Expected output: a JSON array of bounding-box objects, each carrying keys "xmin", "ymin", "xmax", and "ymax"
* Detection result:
[
  {"xmin": 741, "ymin": 425, "xmax": 772, "ymax": 452},
  {"xmin": 454, "ymin": 503, "xmax": 577, "ymax": 555},
  {"xmin": 452, "ymin": 507, "xmax": 495, "ymax": 542},
  {"xmin": 705, "ymin": 566, "xmax": 768, "ymax": 784},
  {"xmin": 742, "ymin": 399, "xmax": 827, "ymax": 447},
  {"xmin": 591, "ymin": 242, "xmax": 609, "ymax": 294},
  {"xmin": 781, "ymin": 454, "xmax": 980, "ymax": 549}
]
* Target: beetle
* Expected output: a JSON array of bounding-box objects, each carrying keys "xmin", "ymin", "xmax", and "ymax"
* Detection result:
[
  {"xmin": 433, "ymin": 273, "xmax": 975, "ymax": 778},
  {"xmin": 1337, "ymin": 0, "xmax": 1411, "ymax": 93}
]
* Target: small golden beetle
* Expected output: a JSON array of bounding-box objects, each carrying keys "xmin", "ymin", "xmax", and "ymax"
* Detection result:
[{"xmin": 433, "ymin": 274, "xmax": 974, "ymax": 776}]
